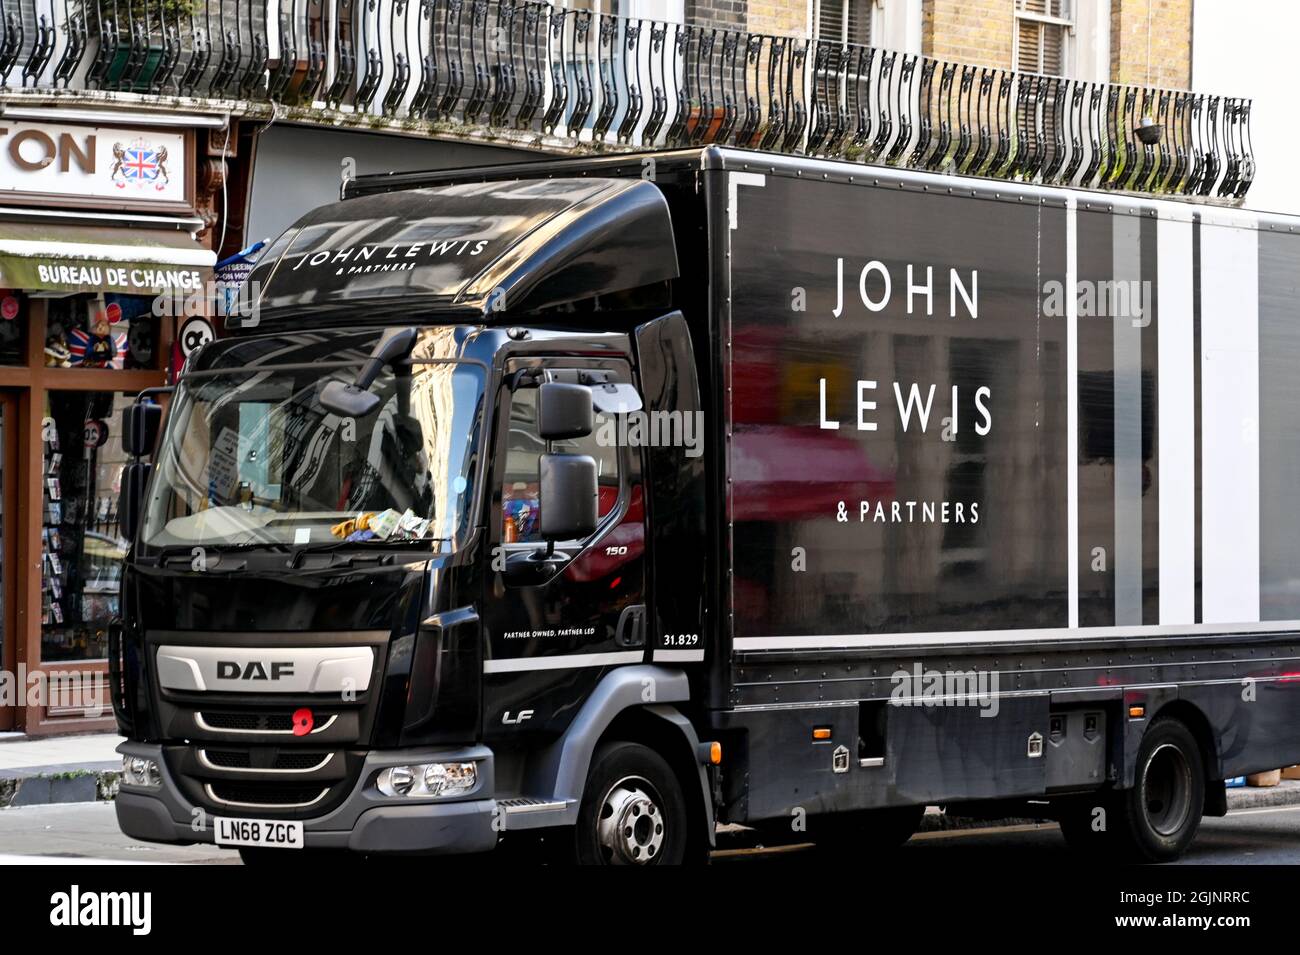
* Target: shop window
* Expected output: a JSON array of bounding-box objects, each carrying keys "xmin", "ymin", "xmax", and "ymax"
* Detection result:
[
  {"xmin": 0, "ymin": 289, "xmax": 25, "ymax": 364},
  {"xmin": 41, "ymin": 391, "xmax": 135, "ymax": 662},
  {"xmin": 501, "ymin": 386, "xmax": 620, "ymax": 543},
  {"xmin": 44, "ymin": 293, "xmax": 158, "ymax": 370}
]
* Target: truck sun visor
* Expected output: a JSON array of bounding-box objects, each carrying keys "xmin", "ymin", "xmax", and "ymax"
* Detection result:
[
  {"xmin": 589, "ymin": 381, "xmax": 643, "ymax": 414},
  {"xmin": 241, "ymin": 177, "xmax": 679, "ymax": 327}
]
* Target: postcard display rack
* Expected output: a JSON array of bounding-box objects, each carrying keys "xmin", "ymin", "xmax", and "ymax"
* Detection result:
[{"xmin": 40, "ymin": 410, "xmax": 121, "ymax": 660}]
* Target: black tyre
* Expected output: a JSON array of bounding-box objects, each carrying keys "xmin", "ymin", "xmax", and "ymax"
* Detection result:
[
  {"xmin": 806, "ymin": 805, "xmax": 925, "ymax": 855},
  {"xmin": 573, "ymin": 742, "xmax": 690, "ymax": 865},
  {"xmin": 1111, "ymin": 718, "xmax": 1205, "ymax": 862}
]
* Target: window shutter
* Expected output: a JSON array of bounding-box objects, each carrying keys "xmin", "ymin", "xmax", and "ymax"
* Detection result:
[
  {"xmin": 817, "ymin": 0, "xmax": 872, "ymax": 47},
  {"xmin": 846, "ymin": 0, "xmax": 872, "ymax": 47},
  {"xmin": 1015, "ymin": 0, "xmax": 1070, "ymax": 76},
  {"xmin": 817, "ymin": 0, "xmax": 847, "ymax": 44}
]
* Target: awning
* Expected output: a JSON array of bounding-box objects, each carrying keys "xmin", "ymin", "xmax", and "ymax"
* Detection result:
[{"xmin": 0, "ymin": 221, "xmax": 216, "ymax": 295}]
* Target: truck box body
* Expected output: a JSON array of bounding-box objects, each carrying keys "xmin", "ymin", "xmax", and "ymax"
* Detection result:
[
  {"xmin": 718, "ymin": 155, "xmax": 1298, "ymax": 648},
  {"xmin": 111, "ymin": 147, "xmax": 1300, "ymax": 861}
]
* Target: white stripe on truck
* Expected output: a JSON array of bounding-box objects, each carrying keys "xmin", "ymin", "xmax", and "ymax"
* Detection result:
[
  {"xmin": 1157, "ymin": 209, "xmax": 1197, "ymax": 625},
  {"xmin": 733, "ymin": 619, "xmax": 1300, "ymax": 651},
  {"xmin": 1200, "ymin": 217, "xmax": 1260, "ymax": 625},
  {"xmin": 482, "ymin": 651, "xmax": 644, "ymax": 674}
]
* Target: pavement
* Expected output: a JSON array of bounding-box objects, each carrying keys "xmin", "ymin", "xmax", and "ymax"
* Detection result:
[
  {"xmin": 0, "ymin": 803, "xmax": 234, "ymax": 864},
  {"xmin": 0, "ymin": 733, "xmax": 123, "ymax": 809}
]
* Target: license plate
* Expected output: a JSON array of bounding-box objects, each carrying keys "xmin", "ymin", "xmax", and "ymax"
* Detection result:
[{"xmin": 213, "ymin": 816, "xmax": 304, "ymax": 850}]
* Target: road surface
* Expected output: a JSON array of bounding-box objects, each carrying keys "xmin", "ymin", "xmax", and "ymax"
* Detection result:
[{"xmin": 0, "ymin": 802, "xmax": 1298, "ymax": 864}]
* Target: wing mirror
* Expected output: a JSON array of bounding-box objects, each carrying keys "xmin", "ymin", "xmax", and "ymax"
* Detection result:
[
  {"xmin": 539, "ymin": 452, "xmax": 599, "ymax": 541},
  {"xmin": 119, "ymin": 389, "xmax": 172, "ymax": 544},
  {"xmin": 319, "ymin": 326, "xmax": 418, "ymax": 417},
  {"xmin": 537, "ymin": 381, "xmax": 593, "ymax": 440},
  {"xmin": 119, "ymin": 461, "xmax": 152, "ymax": 543},
  {"xmin": 122, "ymin": 400, "xmax": 163, "ymax": 457}
]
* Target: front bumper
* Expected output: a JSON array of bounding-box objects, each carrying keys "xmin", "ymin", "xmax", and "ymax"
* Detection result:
[{"xmin": 115, "ymin": 742, "xmax": 499, "ymax": 855}]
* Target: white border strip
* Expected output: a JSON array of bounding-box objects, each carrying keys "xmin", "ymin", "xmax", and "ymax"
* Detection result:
[
  {"xmin": 727, "ymin": 172, "xmax": 766, "ymax": 230},
  {"xmin": 734, "ymin": 619, "xmax": 1300, "ymax": 652},
  {"xmin": 654, "ymin": 649, "xmax": 705, "ymax": 662},
  {"xmin": 483, "ymin": 651, "xmax": 644, "ymax": 674}
]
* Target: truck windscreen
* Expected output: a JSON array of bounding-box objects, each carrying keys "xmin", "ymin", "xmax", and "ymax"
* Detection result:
[{"xmin": 140, "ymin": 360, "xmax": 485, "ymax": 549}]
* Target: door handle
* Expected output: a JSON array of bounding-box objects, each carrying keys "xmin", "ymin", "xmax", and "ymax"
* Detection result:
[{"xmin": 615, "ymin": 604, "xmax": 646, "ymax": 648}]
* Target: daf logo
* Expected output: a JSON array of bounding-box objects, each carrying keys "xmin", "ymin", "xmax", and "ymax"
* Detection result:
[{"xmin": 217, "ymin": 660, "xmax": 296, "ymax": 681}]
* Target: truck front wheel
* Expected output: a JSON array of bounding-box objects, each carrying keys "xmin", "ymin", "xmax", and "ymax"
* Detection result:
[{"xmin": 573, "ymin": 742, "xmax": 689, "ymax": 865}]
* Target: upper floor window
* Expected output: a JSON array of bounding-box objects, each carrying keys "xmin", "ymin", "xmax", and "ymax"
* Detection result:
[
  {"xmin": 1014, "ymin": 0, "xmax": 1073, "ymax": 75},
  {"xmin": 815, "ymin": 0, "xmax": 875, "ymax": 47}
]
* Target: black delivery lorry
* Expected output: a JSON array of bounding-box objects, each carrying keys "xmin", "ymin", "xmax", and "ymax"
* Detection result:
[{"xmin": 111, "ymin": 146, "xmax": 1300, "ymax": 864}]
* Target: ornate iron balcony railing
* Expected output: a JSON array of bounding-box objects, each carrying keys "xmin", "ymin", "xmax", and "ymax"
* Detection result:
[{"xmin": 0, "ymin": 0, "xmax": 1254, "ymax": 200}]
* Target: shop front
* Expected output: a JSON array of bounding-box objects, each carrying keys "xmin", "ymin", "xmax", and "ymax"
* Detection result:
[{"xmin": 0, "ymin": 115, "xmax": 216, "ymax": 734}]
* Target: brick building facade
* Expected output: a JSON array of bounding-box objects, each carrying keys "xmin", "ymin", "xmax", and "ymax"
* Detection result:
[
  {"xmin": 1110, "ymin": 0, "xmax": 1191, "ymax": 88},
  {"xmin": 679, "ymin": 0, "xmax": 1193, "ymax": 89}
]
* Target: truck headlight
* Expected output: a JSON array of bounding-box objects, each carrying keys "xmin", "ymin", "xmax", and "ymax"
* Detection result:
[
  {"xmin": 122, "ymin": 756, "xmax": 161, "ymax": 788},
  {"xmin": 424, "ymin": 762, "xmax": 477, "ymax": 797},
  {"xmin": 376, "ymin": 762, "xmax": 477, "ymax": 798},
  {"xmin": 385, "ymin": 765, "xmax": 416, "ymax": 796}
]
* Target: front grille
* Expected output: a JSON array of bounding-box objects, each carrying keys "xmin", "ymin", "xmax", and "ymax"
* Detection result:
[
  {"xmin": 196, "ymin": 710, "xmax": 338, "ymax": 734},
  {"xmin": 200, "ymin": 712, "xmax": 262, "ymax": 731},
  {"xmin": 206, "ymin": 782, "xmax": 330, "ymax": 808},
  {"xmin": 198, "ymin": 748, "xmax": 336, "ymax": 773},
  {"xmin": 151, "ymin": 634, "xmax": 388, "ymax": 818},
  {"xmin": 204, "ymin": 749, "xmax": 252, "ymax": 769},
  {"xmin": 275, "ymin": 752, "xmax": 328, "ymax": 770}
]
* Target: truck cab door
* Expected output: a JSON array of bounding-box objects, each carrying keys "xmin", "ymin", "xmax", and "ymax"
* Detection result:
[{"xmin": 480, "ymin": 357, "xmax": 648, "ymax": 740}]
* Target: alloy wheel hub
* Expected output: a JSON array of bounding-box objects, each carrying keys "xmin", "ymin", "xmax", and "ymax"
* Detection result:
[{"xmin": 596, "ymin": 776, "xmax": 665, "ymax": 864}]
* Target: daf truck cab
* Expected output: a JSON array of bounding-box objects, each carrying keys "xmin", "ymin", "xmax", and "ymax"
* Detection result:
[{"xmin": 112, "ymin": 165, "xmax": 716, "ymax": 864}]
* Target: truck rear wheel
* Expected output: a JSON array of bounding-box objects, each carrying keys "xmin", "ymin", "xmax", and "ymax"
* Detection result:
[
  {"xmin": 1060, "ymin": 718, "xmax": 1205, "ymax": 863},
  {"xmin": 573, "ymin": 741, "xmax": 689, "ymax": 865},
  {"xmin": 1114, "ymin": 718, "xmax": 1205, "ymax": 862}
]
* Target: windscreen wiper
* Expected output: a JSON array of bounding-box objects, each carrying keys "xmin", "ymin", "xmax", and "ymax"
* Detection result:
[
  {"xmin": 287, "ymin": 536, "xmax": 439, "ymax": 569},
  {"xmin": 152, "ymin": 541, "xmax": 288, "ymax": 571}
]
